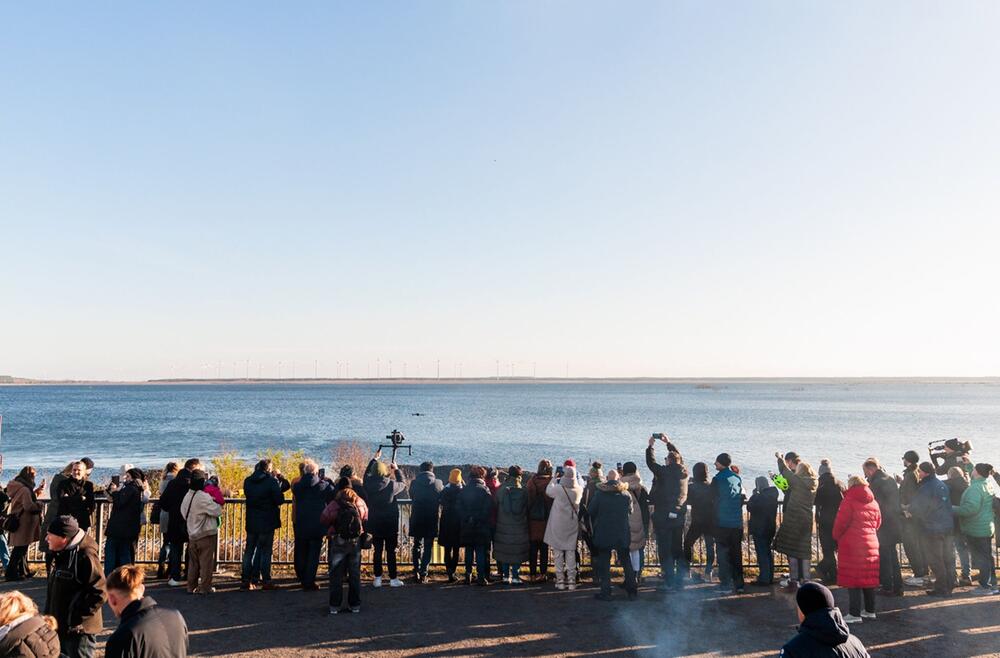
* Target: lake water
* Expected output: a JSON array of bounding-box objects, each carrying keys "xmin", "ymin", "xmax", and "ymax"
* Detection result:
[{"xmin": 0, "ymin": 382, "xmax": 997, "ymax": 486}]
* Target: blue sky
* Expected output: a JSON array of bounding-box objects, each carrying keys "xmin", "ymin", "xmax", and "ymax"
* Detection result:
[{"xmin": 2, "ymin": 2, "xmax": 999, "ymax": 379}]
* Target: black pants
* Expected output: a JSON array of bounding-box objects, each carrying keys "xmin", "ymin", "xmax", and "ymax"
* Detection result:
[
  {"xmin": 373, "ymin": 536, "xmax": 398, "ymax": 579},
  {"xmin": 294, "ymin": 537, "xmax": 323, "ymax": 586},
  {"xmin": 594, "ymin": 545, "xmax": 637, "ymax": 598},
  {"xmin": 715, "ymin": 526, "xmax": 745, "ymax": 589},
  {"xmin": 922, "ymin": 532, "xmax": 954, "ymax": 594},
  {"xmin": 528, "ymin": 541, "xmax": 549, "ymax": 577},
  {"xmin": 329, "ymin": 546, "xmax": 362, "ymax": 609},
  {"xmin": 901, "ymin": 518, "xmax": 927, "ymax": 577},
  {"xmin": 967, "ymin": 535, "xmax": 997, "ymax": 588},
  {"xmin": 817, "ymin": 524, "xmax": 837, "ymax": 581},
  {"xmin": 443, "ymin": 545, "xmax": 461, "ymax": 576},
  {"xmin": 655, "ymin": 522, "xmax": 684, "ymax": 586},
  {"xmin": 878, "ymin": 536, "xmax": 902, "ymax": 593},
  {"xmin": 848, "ymin": 588, "xmax": 875, "ymax": 616},
  {"xmin": 6, "ymin": 546, "xmax": 29, "ymax": 580},
  {"xmin": 167, "ymin": 541, "xmax": 186, "ymax": 580},
  {"xmin": 683, "ymin": 521, "xmax": 716, "ymax": 575}
]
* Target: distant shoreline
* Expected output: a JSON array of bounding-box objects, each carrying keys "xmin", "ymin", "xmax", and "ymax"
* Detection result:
[{"xmin": 2, "ymin": 376, "xmax": 999, "ymax": 387}]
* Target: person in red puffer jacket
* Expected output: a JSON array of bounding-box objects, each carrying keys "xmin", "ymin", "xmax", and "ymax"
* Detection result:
[{"xmin": 833, "ymin": 476, "xmax": 882, "ymax": 625}]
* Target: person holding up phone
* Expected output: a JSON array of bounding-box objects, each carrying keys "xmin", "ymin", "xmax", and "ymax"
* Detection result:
[
  {"xmin": 105, "ymin": 467, "xmax": 147, "ymax": 575},
  {"xmin": 645, "ymin": 433, "xmax": 688, "ymax": 591}
]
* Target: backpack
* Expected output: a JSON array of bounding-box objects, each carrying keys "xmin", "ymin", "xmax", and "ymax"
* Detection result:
[{"xmin": 335, "ymin": 503, "xmax": 363, "ymax": 541}]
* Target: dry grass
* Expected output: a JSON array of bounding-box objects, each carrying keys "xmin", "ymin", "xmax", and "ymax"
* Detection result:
[{"xmin": 331, "ymin": 440, "xmax": 371, "ymax": 479}]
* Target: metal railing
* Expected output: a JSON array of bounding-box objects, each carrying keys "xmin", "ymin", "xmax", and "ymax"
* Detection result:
[{"xmin": 27, "ymin": 499, "xmax": 994, "ymax": 576}]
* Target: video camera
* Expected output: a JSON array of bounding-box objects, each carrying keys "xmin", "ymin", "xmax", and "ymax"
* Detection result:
[
  {"xmin": 928, "ymin": 438, "xmax": 972, "ymax": 461},
  {"xmin": 380, "ymin": 429, "xmax": 412, "ymax": 463}
]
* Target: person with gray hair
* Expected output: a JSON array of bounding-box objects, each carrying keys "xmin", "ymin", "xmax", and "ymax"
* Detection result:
[{"xmin": 292, "ymin": 458, "xmax": 334, "ymax": 590}]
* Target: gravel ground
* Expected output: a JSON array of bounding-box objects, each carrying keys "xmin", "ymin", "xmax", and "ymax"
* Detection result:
[{"xmin": 6, "ymin": 567, "xmax": 999, "ymax": 657}]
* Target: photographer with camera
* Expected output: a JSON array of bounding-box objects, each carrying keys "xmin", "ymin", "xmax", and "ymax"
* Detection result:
[
  {"xmin": 930, "ymin": 438, "xmax": 973, "ymax": 477},
  {"xmin": 645, "ymin": 433, "xmax": 688, "ymax": 591},
  {"xmin": 363, "ymin": 448, "xmax": 407, "ymax": 588},
  {"xmin": 104, "ymin": 467, "xmax": 148, "ymax": 575}
]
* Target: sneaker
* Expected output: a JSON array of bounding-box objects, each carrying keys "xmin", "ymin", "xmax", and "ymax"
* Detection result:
[
  {"xmin": 779, "ymin": 577, "xmax": 791, "ymax": 588},
  {"xmin": 168, "ymin": 579, "xmax": 186, "ymax": 587},
  {"xmin": 843, "ymin": 614, "xmax": 863, "ymax": 624},
  {"xmin": 860, "ymin": 611, "xmax": 876, "ymax": 620},
  {"xmin": 329, "ymin": 606, "xmax": 339, "ymax": 615},
  {"xmin": 240, "ymin": 582, "xmax": 255, "ymax": 591},
  {"xmin": 975, "ymin": 586, "xmax": 995, "ymax": 596},
  {"xmin": 510, "ymin": 577, "xmax": 523, "ymax": 586},
  {"xmin": 555, "ymin": 582, "xmax": 566, "ymax": 591},
  {"xmin": 904, "ymin": 576, "xmax": 925, "ymax": 587},
  {"xmin": 350, "ymin": 606, "xmax": 361, "ymax": 613},
  {"xmin": 567, "ymin": 583, "xmax": 576, "ymax": 591},
  {"xmin": 389, "ymin": 578, "xmax": 404, "ymax": 588},
  {"xmin": 373, "ymin": 577, "xmax": 382, "ymax": 588}
]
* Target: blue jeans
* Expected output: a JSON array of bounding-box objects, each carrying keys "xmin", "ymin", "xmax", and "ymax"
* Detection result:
[
  {"xmin": 329, "ymin": 545, "xmax": 362, "ymax": 608},
  {"xmin": 500, "ymin": 562, "xmax": 522, "ymax": 579},
  {"xmin": 752, "ymin": 532, "xmax": 774, "ymax": 583},
  {"xmin": 411, "ymin": 536, "xmax": 435, "ymax": 576},
  {"xmin": 0, "ymin": 534, "xmax": 9, "ymax": 569},
  {"xmin": 104, "ymin": 538, "xmax": 134, "ymax": 576},
  {"xmin": 167, "ymin": 541, "xmax": 186, "ymax": 580},
  {"xmin": 951, "ymin": 531, "xmax": 971, "ymax": 579},
  {"xmin": 464, "ymin": 545, "xmax": 489, "ymax": 581},
  {"xmin": 242, "ymin": 532, "xmax": 275, "ymax": 583}
]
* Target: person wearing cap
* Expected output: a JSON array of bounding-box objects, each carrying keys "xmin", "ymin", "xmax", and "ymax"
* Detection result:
[
  {"xmin": 747, "ymin": 474, "xmax": 779, "ymax": 585},
  {"xmin": 104, "ymin": 565, "xmax": 188, "ymax": 658},
  {"xmin": 954, "ymin": 463, "xmax": 998, "ymax": 593},
  {"xmin": 862, "ymin": 457, "xmax": 903, "ymax": 596},
  {"xmin": 43, "ymin": 515, "xmax": 106, "ymax": 658},
  {"xmin": 712, "ymin": 453, "xmax": 746, "ymax": 593},
  {"xmin": 588, "ymin": 469, "xmax": 638, "ymax": 601},
  {"xmin": 897, "ymin": 450, "xmax": 928, "ymax": 587},
  {"xmin": 904, "ymin": 462, "xmax": 954, "ymax": 597},
  {"xmin": 773, "ymin": 451, "xmax": 818, "ymax": 591},
  {"xmin": 780, "ymin": 582, "xmax": 869, "ymax": 657},
  {"xmin": 179, "ymin": 470, "xmax": 223, "ymax": 595},
  {"xmin": 438, "ymin": 469, "xmax": 465, "ymax": 582},
  {"xmin": 645, "ymin": 434, "xmax": 688, "ymax": 591}
]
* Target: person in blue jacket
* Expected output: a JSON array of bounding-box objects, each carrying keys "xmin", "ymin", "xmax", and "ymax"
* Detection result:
[
  {"xmin": 712, "ymin": 453, "xmax": 745, "ymax": 594},
  {"xmin": 905, "ymin": 462, "xmax": 955, "ymax": 597}
]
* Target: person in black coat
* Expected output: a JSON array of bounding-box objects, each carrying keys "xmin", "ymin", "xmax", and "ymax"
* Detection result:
[
  {"xmin": 863, "ymin": 458, "xmax": 903, "ymax": 595},
  {"xmin": 458, "ymin": 466, "xmax": 493, "ymax": 585},
  {"xmin": 105, "ymin": 566, "xmax": 188, "ymax": 658},
  {"xmin": 438, "ymin": 470, "xmax": 465, "ymax": 582},
  {"xmin": 56, "ymin": 463, "xmax": 96, "ymax": 532},
  {"xmin": 781, "ymin": 582, "xmax": 870, "ymax": 658},
  {"xmin": 683, "ymin": 462, "xmax": 717, "ymax": 583},
  {"xmin": 645, "ymin": 434, "xmax": 688, "ymax": 590},
  {"xmin": 241, "ymin": 459, "xmax": 291, "ymax": 590},
  {"xmin": 291, "ymin": 461, "xmax": 334, "ymax": 590},
  {"xmin": 158, "ymin": 459, "xmax": 199, "ymax": 585},
  {"xmin": 814, "ymin": 461, "xmax": 845, "ymax": 583},
  {"xmin": 104, "ymin": 469, "xmax": 147, "ymax": 576},
  {"xmin": 44, "ymin": 516, "xmax": 107, "ymax": 658},
  {"xmin": 408, "ymin": 462, "xmax": 444, "ymax": 582},
  {"xmin": 748, "ymin": 476, "xmax": 779, "ymax": 585},
  {"xmin": 363, "ymin": 451, "xmax": 407, "ymax": 587},
  {"xmin": 588, "ymin": 470, "xmax": 637, "ymax": 601}
]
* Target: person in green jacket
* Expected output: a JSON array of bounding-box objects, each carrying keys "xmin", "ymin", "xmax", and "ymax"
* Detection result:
[{"xmin": 953, "ymin": 463, "xmax": 997, "ymax": 593}]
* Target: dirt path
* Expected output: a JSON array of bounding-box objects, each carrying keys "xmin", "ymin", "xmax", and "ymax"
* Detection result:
[{"xmin": 7, "ymin": 569, "xmax": 999, "ymax": 657}]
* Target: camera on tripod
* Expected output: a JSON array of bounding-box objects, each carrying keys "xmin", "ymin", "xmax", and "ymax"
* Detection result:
[{"xmin": 380, "ymin": 429, "xmax": 412, "ymax": 463}]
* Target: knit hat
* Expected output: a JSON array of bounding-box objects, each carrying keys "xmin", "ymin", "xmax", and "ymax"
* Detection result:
[
  {"xmin": 796, "ymin": 582, "xmax": 835, "ymax": 616},
  {"xmin": 903, "ymin": 450, "xmax": 920, "ymax": 465},
  {"xmin": 449, "ymin": 468, "xmax": 464, "ymax": 485},
  {"xmin": 755, "ymin": 476, "xmax": 770, "ymax": 492},
  {"xmin": 47, "ymin": 515, "xmax": 80, "ymax": 539},
  {"xmin": 715, "ymin": 453, "xmax": 732, "ymax": 468},
  {"xmin": 918, "ymin": 462, "xmax": 935, "ymax": 475},
  {"xmin": 564, "ymin": 459, "xmax": 576, "ymax": 468},
  {"xmin": 589, "ymin": 462, "xmax": 603, "ymax": 479},
  {"xmin": 818, "ymin": 459, "xmax": 831, "ymax": 476},
  {"xmin": 606, "ymin": 469, "xmax": 620, "ymax": 482},
  {"xmin": 945, "ymin": 438, "xmax": 962, "ymax": 451}
]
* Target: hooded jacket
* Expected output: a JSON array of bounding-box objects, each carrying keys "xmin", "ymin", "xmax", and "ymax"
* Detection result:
[
  {"xmin": 645, "ymin": 444, "xmax": 688, "ymax": 527},
  {"xmin": 493, "ymin": 478, "xmax": 530, "ymax": 564},
  {"xmin": 180, "ymin": 490, "xmax": 223, "ymax": 541},
  {"xmin": 908, "ymin": 473, "xmax": 953, "ymax": 535},
  {"xmin": 408, "ymin": 471, "xmax": 444, "ymax": 538},
  {"xmin": 45, "ymin": 532, "xmax": 106, "ymax": 637},
  {"xmin": 291, "ymin": 473, "xmax": 334, "ymax": 540},
  {"xmin": 104, "ymin": 597, "xmax": 189, "ymax": 658},
  {"xmin": 833, "ymin": 485, "xmax": 881, "ymax": 590},
  {"xmin": 363, "ymin": 460, "xmax": 407, "ymax": 539},
  {"xmin": 954, "ymin": 476, "xmax": 996, "ymax": 538},
  {"xmin": 243, "ymin": 470, "xmax": 291, "ymax": 535},
  {"xmin": 438, "ymin": 483, "xmax": 464, "ymax": 548},
  {"xmin": 774, "ymin": 460, "xmax": 818, "ymax": 559},
  {"xmin": 0, "ymin": 615, "xmax": 61, "ymax": 658},
  {"xmin": 712, "ymin": 467, "xmax": 744, "ymax": 530},
  {"xmin": 619, "ymin": 472, "xmax": 649, "ymax": 551},
  {"xmin": 106, "ymin": 480, "xmax": 145, "ymax": 542},
  {"xmin": 544, "ymin": 467, "xmax": 584, "ymax": 551},
  {"xmin": 588, "ymin": 480, "xmax": 634, "ymax": 550},
  {"xmin": 747, "ymin": 479, "xmax": 779, "ymax": 538},
  {"xmin": 866, "ymin": 470, "xmax": 902, "ymax": 545},
  {"xmin": 780, "ymin": 608, "xmax": 870, "ymax": 658}
]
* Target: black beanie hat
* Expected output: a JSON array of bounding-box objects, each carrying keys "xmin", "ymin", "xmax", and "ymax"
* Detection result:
[
  {"xmin": 48, "ymin": 515, "xmax": 80, "ymax": 539},
  {"xmin": 339, "ymin": 464, "xmax": 354, "ymax": 478},
  {"xmin": 903, "ymin": 450, "xmax": 920, "ymax": 465},
  {"xmin": 919, "ymin": 462, "xmax": 935, "ymax": 475},
  {"xmin": 796, "ymin": 582, "xmax": 835, "ymax": 616},
  {"xmin": 716, "ymin": 453, "xmax": 732, "ymax": 468}
]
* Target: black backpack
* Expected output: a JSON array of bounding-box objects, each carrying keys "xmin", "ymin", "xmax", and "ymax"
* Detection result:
[{"xmin": 335, "ymin": 503, "xmax": 363, "ymax": 541}]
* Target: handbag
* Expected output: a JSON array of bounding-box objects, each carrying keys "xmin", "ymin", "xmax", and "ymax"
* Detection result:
[{"xmin": 3, "ymin": 512, "xmax": 20, "ymax": 533}]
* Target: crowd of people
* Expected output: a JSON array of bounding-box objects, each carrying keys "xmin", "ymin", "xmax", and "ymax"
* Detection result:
[{"xmin": 0, "ymin": 435, "xmax": 995, "ymax": 658}]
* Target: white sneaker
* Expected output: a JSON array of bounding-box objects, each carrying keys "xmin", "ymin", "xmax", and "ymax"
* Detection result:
[
  {"xmin": 904, "ymin": 576, "xmax": 925, "ymax": 587},
  {"xmin": 168, "ymin": 579, "xmax": 185, "ymax": 587},
  {"xmin": 860, "ymin": 611, "xmax": 876, "ymax": 620},
  {"xmin": 329, "ymin": 606, "xmax": 339, "ymax": 615},
  {"xmin": 555, "ymin": 582, "xmax": 566, "ymax": 590},
  {"xmin": 779, "ymin": 578, "xmax": 791, "ymax": 588},
  {"xmin": 389, "ymin": 578, "xmax": 404, "ymax": 588},
  {"xmin": 843, "ymin": 614, "xmax": 863, "ymax": 624},
  {"xmin": 373, "ymin": 576, "xmax": 382, "ymax": 588},
  {"xmin": 567, "ymin": 583, "xmax": 576, "ymax": 591},
  {"xmin": 510, "ymin": 577, "xmax": 523, "ymax": 586}
]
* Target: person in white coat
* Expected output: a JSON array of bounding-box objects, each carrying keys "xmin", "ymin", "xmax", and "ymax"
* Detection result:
[
  {"xmin": 544, "ymin": 465, "xmax": 583, "ymax": 590},
  {"xmin": 179, "ymin": 470, "xmax": 223, "ymax": 594}
]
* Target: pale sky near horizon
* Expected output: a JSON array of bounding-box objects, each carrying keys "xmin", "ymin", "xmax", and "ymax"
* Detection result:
[{"xmin": 2, "ymin": 3, "xmax": 999, "ymax": 380}]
